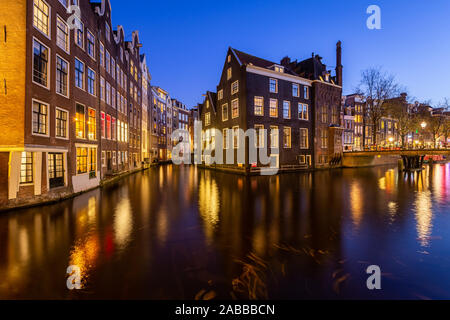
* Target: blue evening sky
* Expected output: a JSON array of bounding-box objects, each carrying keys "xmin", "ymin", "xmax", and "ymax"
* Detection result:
[{"xmin": 109, "ymin": 0, "xmax": 450, "ymax": 108}]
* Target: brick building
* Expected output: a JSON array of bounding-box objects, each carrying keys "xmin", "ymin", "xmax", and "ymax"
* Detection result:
[
  {"xmin": 0, "ymin": 0, "xmax": 149, "ymax": 207},
  {"xmin": 197, "ymin": 43, "xmax": 343, "ymax": 173}
]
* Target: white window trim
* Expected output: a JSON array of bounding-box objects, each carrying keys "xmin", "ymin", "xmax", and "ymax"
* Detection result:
[
  {"xmin": 74, "ymin": 56, "xmax": 85, "ymax": 90},
  {"xmin": 233, "ymin": 126, "xmax": 239, "ymax": 149},
  {"xmin": 87, "ymin": 67, "xmax": 96, "ymax": 97},
  {"xmin": 231, "ymin": 80, "xmax": 239, "ymax": 95},
  {"xmin": 269, "ymin": 99, "xmax": 278, "ymax": 118},
  {"xmin": 74, "ymin": 18, "xmax": 84, "ymax": 50},
  {"xmin": 293, "ymin": 83, "xmax": 299, "ymax": 97},
  {"xmin": 283, "ymin": 100, "xmax": 291, "ymax": 119},
  {"xmin": 75, "ymin": 102, "xmax": 87, "ymax": 140},
  {"xmin": 33, "ymin": 0, "xmax": 51, "ymax": 40},
  {"xmin": 231, "ymin": 98, "xmax": 239, "ymax": 119},
  {"xmin": 254, "ymin": 96, "xmax": 264, "ymax": 116},
  {"xmin": 56, "ymin": 14, "xmax": 70, "ymax": 54},
  {"xmin": 300, "ymin": 128, "xmax": 309, "ymax": 149},
  {"xmin": 86, "ymin": 29, "xmax": 96, "ymax": 61},
  {"xmin": 55, "ymin": 54, "xmax": 70, "ymax": 98},
  {"xmin": 284, "ymin": 127, "xmax": 292, "ymax": 149},
  {"xmin": 31, "ymin": 98, "xmax": 50, "ymax": 138},
  {"xmin": 55, "ymin": 106, "xmax": 69, "ymax": 140},
  {"xmin": 222, "ymin": 103, "xmax": 228, "ymax": 122},
  {"xmin": 269, "ymin": 78, "xmax": 278, "ymax": 93},
  {"xmin": 32, "ymin": 37, "xmax": 51, "ymax": 90}
]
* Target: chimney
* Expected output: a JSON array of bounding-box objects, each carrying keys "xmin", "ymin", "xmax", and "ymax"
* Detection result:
[
  {"xmin": 280, "ymin": 56, "xmax": 291, "ymax": 67},
  {"xmin": 336, "ymin": 41, "xmax": 343, "ymax": 87}
]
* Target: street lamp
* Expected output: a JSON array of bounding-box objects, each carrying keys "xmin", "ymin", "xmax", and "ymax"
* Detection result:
[
  {"xmin": 388, "ymin": 137, "xmax": 394, "ymax": 149},
  {"xmin": 420, "ymin": 122, "xmax": 427, "ymax": 149},
  {"xmin": 421, "ymin": 122, "xmax": 427, "ymax": 129}
]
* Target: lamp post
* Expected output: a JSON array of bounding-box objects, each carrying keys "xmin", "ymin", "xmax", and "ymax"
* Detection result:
[
  {"xmin": 421, "ymin": 122, "xmax": 427, "ymax": 149},
  {"xmin": 388, "ymin": 137, "xmax": 394, "ymax": 150}
]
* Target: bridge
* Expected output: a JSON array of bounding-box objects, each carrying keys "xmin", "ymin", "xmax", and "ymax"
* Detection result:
[{"xmin": 342, "ymin": 149, "xmax": 450, "ymax": 171}]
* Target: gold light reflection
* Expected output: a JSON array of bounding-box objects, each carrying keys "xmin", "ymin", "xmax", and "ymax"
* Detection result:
[
  {"xmin": 379, "ymin": 169, "xmax": 396, "ymax": 193},
  {"xmin": 69, "ymin": 234, "xmax": 100, "ymax": 288},
  {"xmin": 198, "ymin": 174, "xmax": 220, "ymax": 241},
  {"xmin": 114, "ymin": 197, "xmax": 134, "ymax": 251},
  {"xmin": 414, "ymin": 190, "xmax": 433, "ymax": 247},
  {"xmin": 350, "ymin": 182, "xmax": 363, "ymax": 229},
  {"xmin": 388, "ymin": 201, "xmax": 398, "ymax": 221}
]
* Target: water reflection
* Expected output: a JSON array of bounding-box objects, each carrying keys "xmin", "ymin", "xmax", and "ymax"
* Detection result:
[{"xmin": 0, "ymin": 163, "xmax": 448, "ymax": 299}]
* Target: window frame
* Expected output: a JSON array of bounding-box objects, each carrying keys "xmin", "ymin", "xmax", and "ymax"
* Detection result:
[
  {"xmin": 300, "ymin": 128, "xmax": 309, "ymax": 149},
  {"xmin": 74, "ymin": 57, "xmax": 85, "ymax": 90},
  {"xmin": 33, "ymin": 0, "xmax": 51, "ymax": 39},
  {"xmin": 20, "ymin": 152, "xmax": 34, "ymax": 185},
  {"xmin": 254, "ymin": 96, "xmax": 264, "ymax": 116},
  {"xmin": 56, "ymin": 15, "xmax": 69, "ymax": 53},
  {"xmin": 269, "ymin": 78, "xmax": 278, "ymax": 93},
  {"xmin": 31, "ymin": 99, "xmax": 49, "ymax": 137},
  {"xmin": 55, "ymin": 54, "xmax": 69, "ymax": 98},
  {"xmin": 32, "ymin": 37, "xmax": 50, "ymax": 90},
  {"xmin": 231, "ymin": 98, "xmax": 239, "ymax": 119},
  {"xmin": 55, "ymin": 107, "xmax": 69, "ymax": 140}
]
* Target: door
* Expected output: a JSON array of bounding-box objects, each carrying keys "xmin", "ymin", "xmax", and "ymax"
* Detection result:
[{"xmin": 48, "ymin": 153, "xmax": 65, "ymax": 189}]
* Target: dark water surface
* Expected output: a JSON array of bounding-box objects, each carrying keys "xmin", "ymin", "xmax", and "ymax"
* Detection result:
[{"xmin": 0, "ymin": 164, "xmax": 449, "ymax": 300}]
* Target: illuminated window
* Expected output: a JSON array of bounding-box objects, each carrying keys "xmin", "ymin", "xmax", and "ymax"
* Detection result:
[
  {"xmin": 299, "ymin": 103, "xmax": 309, "ymax": 120},
  {"xmin": 205, "ymin": 112, "xmax": 211, "ymax": 126},
  {"xmin": 232, "ymin": 99, "xmax": 239, "ymax": 118},
  {"xmin": 300, "ymin": 128, "xmax": 308, "ymax": 149},
  {"xmin": 270, "ymin": 99, "xmax": 278, "ymax": 118},
  {"xmin": 218, "ymin": 90, "xmax": 223, "ymax": 100},
  {"xmin": 231, "ymin": 80, "xmax": 239, "ymax": 95},
  {"xmin": 223, "ymin": 129, "xmax": 229, "ymax": 149},
  {"xmin": 254, "ymin": 96, "xmax": 264, "ymax": 116},
  {"xmin": 88, "ymin": 108, "xmax": 96, "ymax": 140},
  {"xmin": 89, "ymin": 148, "xmax": 97, "ymax": 177},
  {"xmin": 76, "ymin": 147, "xmax": 88, "ymax": 174},
  {"xmin": 75, "ymin": 104, "xmax": 85, "ymax": 139},
  {"xmin": 233, "ymin": 126, "xmax": 239, "ymax": 149},
  {"xmin": 227, "ymin": 67, "xmax": 232, "ymax": 80},
  {"xmin": 222, "ymin": 103, "xmax": 228, "ymax": 121},
  {"xmin": 321, "ymin": 129, "xmax": 328, "ymax": 149},
  {"xmin": 283, "ymin": 127, "xmax": 291, "ymax": 148},
  {"xmin": 106, "ymin": 115, "xmax": 111, "ymax": 139},
  {"xmin": 270, "ymin": 126, "xmax": 279, "ymax": 148},
  {"xmin": 100, "ymin": 112, "xmax": 105, "ymax": 138},
  {"xmin": 255, "ymin": 124, "xmax": 264, "ymax": 148},
  {"xmin": 20, "ymin": 152, "xmax": 34, "ymax": 184},
  {"xmin": 33, "ymin": 0, "xmax": 50, "ymax": 36}
]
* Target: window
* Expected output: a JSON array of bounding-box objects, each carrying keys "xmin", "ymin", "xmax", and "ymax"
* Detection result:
[
  {"xmin": 55, "ymin": 108, "xmax": 68, "ymax": 138},
  {"xmin": 111, "ymin": 87, "xmax": 116, "ymax": 108},
  {"xmin": 283, "ymin": 101, "xmax": 291, "ymax": 119},
  {"xmin": 106, "ymin": 115, "xmax": 111, "ymax": 139},
  {"xmin": 87, "ymin": 68, "xmax": 95, "ymax": 95},
  {"xmin": 33, "ymin": 39, "xmax": 49, "ymax": 87},
  {"xmin": 59, "ymin": 0, "xmax": 68, "ymax": 7},
  {"xmin": 56, "ymin": 56, "xmax": 68, "ymax": 96},
  {"xmin": 218, "ymin": 90, "xmax": 223, "ymax": 100},
  {"xmin": 100, "ymin": 43, "xmax": 105, "ymax": 67},
  {"xmin": 205, "ymin": 113, "xmax": 211, "ymax": 126},
  {"xmin": 269, "ymin": 78, "xmax": 278, "ymax": 93},
  {"xmin": 232, "ymin": 99, "xmax": 239, "ymax": 118},
  {"xmin": 292, "ymin": 84, "xmax": 299, "ymax": 97},
  {"xmin": 48, "ymin": 153, "xmax": 64, "ymax": 188},
  {"xmin": 74, "ymin": 18, "xmax": 84, "ymax": 48},
  {"xmin": 89, "ymin": 148, "xmax": 97, "ymax": 177},
  {"xmin": 231, "ymin": 80, "xmax": 239, "ymax": 95},
  {"xmin": 75, "ymin": 104, "xmax": 85, "ymax": 138},
  {"xmin": 254, "ymin": 97, "xmax": 264, "ymax": 116},
  {"xmin": 56, "ymin": 16, "xmax": 69, "ymax": 52},
  {"xmin": 106, "ymin": 82, "xmax": 111, "ymax": 105},
  {"xmin": 111, "ymin": 59, "xmax": 116, "ymax": 80},
  {"xmin": 274, "ymin": 66, "xmax": 284, "ymax": 73},
  {"xmin": 76, "ymin": 147, "xmax": 88, "ymax": 174},
  {"xmin": 222, "ymin": 103, "xmax": 228, "ymax": 121},
  {"xmin": 88, "ymin": 108, "xmax": 96, "ymax": 140},
  {"xmin": 223, "ymin": 129, "xmax": 229, "ymax": 149},
  {"xmin": 269, "ymin": 99, "xmax": 278, "ymax": 118},
  {"xmin": 332, "ymin": 108, "xmax": 339, "ymax": 124},
  {"xmin": 321, "ymin": 129, "xmax": 328, "ymax": 148},
  {"xmin": 283, "ymin": 127, "xmax": 291, "ymax": 148},
  {"xmin": 304, "ymin": 86, "xmax": 310, "ymax": 99},
  {"xmin": 87, "ymin": 31, "xmax": 95, "ymax": 58},
  {"xmin": 227, "ymin": 67, "xmax": 232, "ymax": 80},
  {"xmin": 32, "ymin": 100, "xmax": 48, "ymax": 135},
  {"xmin": 299, "ymin": 104, "xmax": 309, "ymax": 120},
  {"xmin": 33, "ymin": 0, "xmax": 50, "ymax": 36},
  {"xmin": 228, "ymin": 55, "xmax": 231, "ymax": 63},
  {"xmin": 74, "ymin": 58, "xmax": 84, "ymax": 89},
  {"xmin": 300, "ymin": 128, "xmax": 308, "ymax": 149},
  {"xmin": 20, "ymin": 152, "xmax": 34, "ymax": 184},
  {"xmin": 321, "ymin": 106, "xmax": 328, "ymax": 123},
  {"xmin": 112, "ymin": 117, "xmax": 116, "ymax": 140},
  {"xmin": 100, "ymin": 77, "xmax": 105, "ymax": 101},
  {"xmin": 101, "ymin": 112, "xmax": 105, "ymax": 138},
  {"xmin": 233, "ymin": 126, "xmax": 239, "ymax": 149},
  {"xmin": 105, "ymin": 23, "xmax": 111, "ymax": 42},
  {"xmin": 255, "ymin": 125, "xmax": 264, "ymax": 148},
  {"xmin": 106, "ymin": 50, "xmax": 110, "ymax": 74},
  {"xmin": 270, "ymin": 126, "xmax": 279, "ymax": 148}
]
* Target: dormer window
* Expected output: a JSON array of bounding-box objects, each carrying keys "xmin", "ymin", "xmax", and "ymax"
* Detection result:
[{"xmin": 274, "ymin": 65, "xmax": 284, "ymax": 73}]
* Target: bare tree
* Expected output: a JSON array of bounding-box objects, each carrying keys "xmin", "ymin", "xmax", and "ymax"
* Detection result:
[
  {"xmin": 384, "ymin": 97, "xmax": 419, "ymax": 148},
  {"xmin": 356, "ymin": 67, "xmax": 401, "ymax": 147},
  {"xmin": 438, "ymin": 98, "xmax": 450, "ymax": 148}
]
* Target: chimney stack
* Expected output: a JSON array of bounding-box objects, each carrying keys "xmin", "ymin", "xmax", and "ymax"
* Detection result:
[{"xmin": 336, "ymin": 41, "xmax": 343, "ymax": 87}]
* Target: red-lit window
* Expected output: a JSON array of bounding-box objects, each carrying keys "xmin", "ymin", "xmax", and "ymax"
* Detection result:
[
  {"xmin": 101, "ymin": 112, "xmax": 105, "ymax": 138},
  {"xmin": 106, "ymin": 114, "xmax": 111, "ymax": 139}
]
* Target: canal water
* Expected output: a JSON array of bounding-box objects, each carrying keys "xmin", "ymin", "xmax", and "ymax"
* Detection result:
[{"xmin": 0, "ymin": 164, "xmax": 449, "ymax": 299}]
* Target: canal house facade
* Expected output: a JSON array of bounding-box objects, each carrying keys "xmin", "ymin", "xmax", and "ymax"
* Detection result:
[
  {"xmin": 197, "ymin": 44, "xmax": 343, "ymax": 173},
  {"xmin": 0, "ymin": 0, "xmax": 152, "ymax": 207}
]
